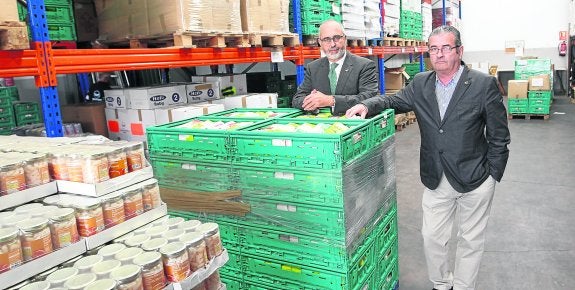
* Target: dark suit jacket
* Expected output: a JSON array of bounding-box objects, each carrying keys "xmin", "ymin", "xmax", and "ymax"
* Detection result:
[
  {"xmin": 292, "ymin": 52, "xmax": 378, "ymax": 115},
  {"xmin": 363, "ymin": 66, "xmax": 510, "ymax": 193}
]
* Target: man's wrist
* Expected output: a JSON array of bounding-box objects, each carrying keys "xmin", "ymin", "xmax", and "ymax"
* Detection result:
[{"xmin": 331, "ymin": 95, "xmax": 336, "ymax": 107}]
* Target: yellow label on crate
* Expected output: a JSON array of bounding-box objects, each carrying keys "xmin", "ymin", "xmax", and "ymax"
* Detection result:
[
  {"xmin": 281, "ymin": 264, "xmax": 302, "ymax": 273},
  {"xmin": 179, "ymin": 134, "xmax": 194, "ymax": 141}
]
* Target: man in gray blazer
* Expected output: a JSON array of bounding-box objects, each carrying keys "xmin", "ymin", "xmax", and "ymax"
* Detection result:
[
  {"xmin": 347, "ymin": 26, "xmax": 510, "ymax": 290},
  {"xmin": 292, "ymin": 20, "xmax": 378, "ymax": 115}
]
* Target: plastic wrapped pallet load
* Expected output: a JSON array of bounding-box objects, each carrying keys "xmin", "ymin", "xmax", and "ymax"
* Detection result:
[{"xmin": 240, "ymin": 0, "xmax": 290, "ymax": 33}]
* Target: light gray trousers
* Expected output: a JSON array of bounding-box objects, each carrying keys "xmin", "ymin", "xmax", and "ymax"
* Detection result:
[{"xmin": 422, "ymin": 174, "xmax": 496, "ymax": 290}]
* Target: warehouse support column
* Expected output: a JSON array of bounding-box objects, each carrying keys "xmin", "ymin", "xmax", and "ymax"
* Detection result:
[
  {"xmin": 28, "ymin": 0, "xmax": 63, "ymax": 137},
  {"xmin": 378, "ymin": 56, "xmax": 385, "ymax": 94}
]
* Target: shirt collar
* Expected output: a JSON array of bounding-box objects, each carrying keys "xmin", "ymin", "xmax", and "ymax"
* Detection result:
[
  {"xmin": 330, "ymin": 51, "xmax": 347, "ymax": 67},
  {"xmin": 436, "ymin": 65, "xmax": 464, "ymax": 87}
]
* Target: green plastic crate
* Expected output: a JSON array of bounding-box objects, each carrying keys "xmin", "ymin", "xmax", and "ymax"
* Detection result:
[
  {"xmin": 507, "ymin": 98, "xmax": 528, "ymax": 106},
  {"xmin": 528, "ymin": 105, "xmax": 550, "ymax": 115},
  {"xmin": 150, "ymin": 157, "xmax": 236, "ymax": 192},
  {"xmin": 204, "ymin": 108, "xmax": 300, "ymax": 120},
  {"xmin": 528, "ymin": 90, "xmax": 552, "ymax": 100},
  {"xmin": 0, "ymin": 106, "xmax": 14, "ymax": 118},
  {"xmin": 0, "ymin": 98, "xmax": 12, "ymax": 108},
  {"xmin": 276, "ymin": 96, "xmax": 292, "ymax": 108},
  {"xmin": 528, "ymin": 98, "xmax": 550, "ymax": 108},
  {"xmin": 146, "ymin": 117, "xmax": 263, "ymax": 161},
  {"xmin": 280, "ymin": 79, "xmax": 297, "ymax": 98},
  {"xmin": 300, "ymin": 22, "xmax": 322, "ymax": 35},
  {"xmin": 0, "ymin": 116, "xmax": 15, "ymax": 127},
  {"xmin": 47, "ymin": 22, "xmax": 77, "ymax": 41},
  {"xmin": 15, "ymin": 112, "xmax": 41, "ymax": 124},
  {"xmin": 231, "ymin": 118, "xmax": 372, "ymax": 170},
  {"xmin": 0, "ymin": 129, "xmax": 13, "ymax": 136},
  {"xmin": 20, "ymin": 3, "xmax": 74, "ymax": 23},
  {"xmin": 508, "ymin": 106, "xmax": 529, "ymax": 115},
  {"xmin": 376, "ymin": 255, "xmax": 399, "ymax": 290},
  {"xmin": 0, "ymin": 87, "xmax": 18, "ymax": 99},
  {"xmin": 370, "ymin": 110, "xmax": 395, "ymax": 146},
  {"xmin": 237, "ymin": 165, "xmax": 344, "ymax": 207},
  {"xmin": 225, "ymin": 249, "xmax": 374, "ymax": 290},
  {"xmin": 13, "ymin": 102, "xmax": 39, "ymax": 115}
]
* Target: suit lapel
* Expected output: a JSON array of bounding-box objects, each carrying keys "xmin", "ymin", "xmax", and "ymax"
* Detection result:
[
  {"xmin": 424, "ymin": 71, "xmax": 442, "ymax": 126},
  {"xmin": 335, "ymin": 54, "xmax": 353, "ymax": 94},
  {"xmin": 441, "ymin": 68, "xmax": 471, "ymax": 125}
]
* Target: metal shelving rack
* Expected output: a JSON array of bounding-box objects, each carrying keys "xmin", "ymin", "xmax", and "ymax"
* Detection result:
[{"xmin": 0, "ymin": 0, "xmax": 428, "ymax": 136}]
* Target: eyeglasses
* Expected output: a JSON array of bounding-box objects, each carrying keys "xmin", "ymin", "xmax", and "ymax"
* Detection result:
[
  {"xmin": 319, "ymin": 35, "xmax": 345, "ymax": 44},
  {"xmin": 428, "ymin": 45, "xmax": 460, "ymax": 55}
]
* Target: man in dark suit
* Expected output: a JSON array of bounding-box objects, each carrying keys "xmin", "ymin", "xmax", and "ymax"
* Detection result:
[
  {"xmin": 292, "ymin": 20, "xmax": 378, "ymax": 115},
  {"xmin": 347, "ymin": 26, "xmax": 510, "ymax": 290}
]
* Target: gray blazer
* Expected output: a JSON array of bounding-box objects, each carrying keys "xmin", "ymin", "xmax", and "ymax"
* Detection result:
[
  {"xmin": 292, "ymin": 52, "xmax": 378, "ymax": 115},
  {"xmin": 363, "ymin": 65, "xmax": 510, "ymax": 192}
]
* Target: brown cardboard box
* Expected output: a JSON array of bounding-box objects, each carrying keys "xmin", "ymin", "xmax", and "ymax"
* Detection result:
[
  {"xmin": 0, "ymin": 0, "xmax": 19, "ymax": 22},
  {"xmin": 528, "ymin": 74, "xmax": 551, "ymax": 91},
  {"xmin": 96, "ymin": 0, "xmax": 148, "ymax": 40},
  {"xmin": 507, "ymin": 80, "xmax": 528, "ymax": 98},
  {"xmin": 61, "ymin": 103, "xmax": 108, "ymax": 137},
  {"xmin": 385, "ymin": 67, "xmax": 409, "ymax": 90},
  {"xmin": 241, "ymin": 0, "xmax": 290, "ymax": 33},
  {"xmin": 0, "ymin": 22, "xmax": 29, "ymax": 50}
]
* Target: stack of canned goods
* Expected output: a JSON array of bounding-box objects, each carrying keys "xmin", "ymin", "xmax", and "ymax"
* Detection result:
[
  {"xmin": 0, "ymin": 204, "xmax": 81, "ymax": 274},
  {"xmin": 0, "ymin": 152, "xmax": 51, "ymax": 196}
]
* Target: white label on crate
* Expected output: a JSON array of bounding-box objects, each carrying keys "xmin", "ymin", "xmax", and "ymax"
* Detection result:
[
  {"xmin": 414, "ymin": 47, "xmax": 419, "ymax": 52},
  {"xmin": 532, "ymin": 78, "xmax": 544, "ymax": 86},
  {"xmin": 276, "ymin": 204, "xmax": 297, "ymax": 212},
  {"xmin": 332, "ymin": 4, "xmax": 341, "ymax": 14},
  {"xmin": 380, "ymin": 120, "xmax": 387, "ymax": 128},
  {"xmin": 401, "ymin": 48, "xmax": 406, "ymax": 53},
  {"xmin": 353, "ymin": 132, "xmax": 363, "ymax": 143},
  {"xmin": 179, "ymin": 135, "xmax": 194, "ymax": 141},
  {"xmin": 279, "ymin": 234, "xmax": 299, "ymax": 243},
  {"xmin": 274, "ymin": 172, "xmax": 294, "ymax": 180},
  {"xmin": 182, "ymin": 163, "xmax": 197, "ymax": 170},
  {"xmin": 271, "ymin": 50, "xmax": 284, "ymax": 63},
  {"xmin": 368, "ymin": 47, "xmax": 373, "ymax": 55},
  {"xmin": 272, "ymin": 139, "xmax": 292, "ymax": 147}
]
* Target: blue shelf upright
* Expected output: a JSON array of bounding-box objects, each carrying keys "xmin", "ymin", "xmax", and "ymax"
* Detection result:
[{"xmin": 27, "ymin": 0, "xmax": 64, "ymax": 137}]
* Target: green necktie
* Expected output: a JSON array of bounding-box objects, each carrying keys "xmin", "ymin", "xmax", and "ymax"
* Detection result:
[{"xmin": 329, "ymin": 62, "xmax": 338, "ymax": 95}]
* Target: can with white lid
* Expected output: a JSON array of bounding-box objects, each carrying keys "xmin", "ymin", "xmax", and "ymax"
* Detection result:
[
  {"xmin": 166, "ymin": 217, "xmax": 185, "ymax": 229},
  {"xmin": 141, "ymin": 238, "xmax": 168, "ymax": 252},
  {"xmin": 124, "ymin": 234, "xmax": 150, "ymax": 248},
  {"xmin": 180, "ymin": 232, "xmax": 208, "ymax": 272},
  {"xmin": 84, "ymin": 279, "xmax": 117, "ymax": 290},
  {"xmin": 178, "ymin": 219, "xmax": 202, "ymax": 233},
  {"xmin": 20, "ymin": 281, "xmax": 50, "ymax": 290},
  {"xmin": 196, "ymin": 222, "xmax": 223, "ymax": 259},
  {"xmin": 133, "ymin": 251, "xmax": 166, "ymax": 290},
  {"xmin": 0, "ymin": 227, "xmax": 23, "ymax": 273},
  {"xmin": 98, "ymin": 243, "xmax": 127, "ymax": 260},
  {"xmin": 49, "ymin": 207, "xmax": 80, "ymax": 249},
  {"xmin": 109, "ymin": 264, "xmax": 143, "ymax": 290},
  {"xmin": 18, "ymin": 217, "xmax": 53, "ymax": 261},
  {"xmin": 115, "ymin": 247, "xmax": 144, "ymax": 265},
  {"xmin": 64, "ymin": 273, "xmax": 97, "ymax": 290},
  {"xmin": 46, "ymin": 267, "xmax": 79, "ymax": 287},
  {"xmin": 91, "ymin": 259, "xmax": 121, "ymax": 279},
  {"xmin": 74, "ymin": 254, "xmax": 104, "ymax": 273},
  {"xmin": 160, "ymin": 242, "xmax": 190, "ymax": 282}
]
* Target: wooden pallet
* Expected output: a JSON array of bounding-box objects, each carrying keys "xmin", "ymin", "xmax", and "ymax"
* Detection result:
[
  {"xmin": 347, "ymin": 38, "xmax": 367, "ymax": 47},
  {"xmin": 0, "ymin": 21, "xmax": 29, "ymax": 50},
  {"xmin": 249, "ymin": 33, "xmax": 300, "ymax": 47},
  {"xmin": 383, "ymin": 37, "xmax": 427, "ymax": 47},
  {"xmin": 99, "ymin": 31, "xmax": 252, "ymax": 48},
  {"xmin": 507, "ymin": 114, "xmax": 550, "ymax": 120}
]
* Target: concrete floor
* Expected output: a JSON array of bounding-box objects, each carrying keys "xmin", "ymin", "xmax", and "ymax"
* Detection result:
[{"xmin": 393, "ymin": 95, "xmax": 575, "ymax": 290}]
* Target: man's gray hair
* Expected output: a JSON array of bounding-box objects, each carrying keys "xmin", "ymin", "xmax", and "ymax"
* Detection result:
[{"xmin": 428, "ymin": 25, "xmax": 462, "ymax": 46}]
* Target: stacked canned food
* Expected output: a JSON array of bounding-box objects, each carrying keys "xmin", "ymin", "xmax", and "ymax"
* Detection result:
[
  {"xmin": 0, "ymin": 152, "xmax": 51, "ymax": 196},
  {"xmin": 0, "ymin": 204, "xmax": 81, "ymax": 274},
  {"xmin": 41, "ymin": 179, "xmax": 162, "ymax": 236}
]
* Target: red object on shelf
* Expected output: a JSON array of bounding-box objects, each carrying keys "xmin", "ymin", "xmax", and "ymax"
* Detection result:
[{"xmin": 51, "ymin": 41, "xmax": 77, "ymax": 49}]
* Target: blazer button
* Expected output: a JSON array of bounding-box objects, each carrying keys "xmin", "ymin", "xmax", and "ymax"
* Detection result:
[{"xmin": 439, "ymin": 129, "xmax": 444, "ymax": 134}]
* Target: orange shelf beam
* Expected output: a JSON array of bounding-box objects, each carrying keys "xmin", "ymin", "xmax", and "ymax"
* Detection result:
[{"xmin": 0, "ymin": 49, "xmax": 42, "ymax": 78}]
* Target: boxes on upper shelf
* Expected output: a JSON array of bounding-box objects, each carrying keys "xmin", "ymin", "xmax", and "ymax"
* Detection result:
[{"xmin": 185, "ymin": 83, "xmax": 221, "ymax": 103}]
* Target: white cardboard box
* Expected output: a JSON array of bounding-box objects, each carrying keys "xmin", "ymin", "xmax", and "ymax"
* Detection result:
[
  {"xmin": 56, "ymin": 166, "xmax": 154, "ymax": 197},
  {"xmin": 105, "ymin": 108, "xmax": 121, "ymax": 140},
  {"xmin": 185, "ymin": 82, "xmax": 221, "ymax": 103},
  {"xmin": 125, "ymin": 85, "xmax": 187, "ymax": 109},
  {"xmin": 191, "ymin": 74, "xmax": 247, "ymax": 97},
  {"xmin": 154, "ymin": 105, "xmax": 205, "ymax": 123},
  {"xmin": 0, "ymin": 182, "xmax": 58, "ymax": 211},
  {"xmin": 104, "ymin": 89, "xmax": 127, "ymax": 109},
  {"xmin": 191, "ymin": 103, "xmax": 226, "ymax": 115},
  {"xmin": 222, "ymin": 93, "xmax": 278, "ymax": 109}
]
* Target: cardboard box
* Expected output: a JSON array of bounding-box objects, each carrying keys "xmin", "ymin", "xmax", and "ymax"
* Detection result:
[
  {"xmin": 222, "ymin": 93, "xmax": 277, "ymax": 109},
  {"xmin": 528, "ymin": 74, "xmax": 551, "ymax": 91},
  {"xmin": 104, "ymin": 108, "xmax": 121, "ymax": 140},
  {"xmin": 185, "ymin": 83, "xmax": 220, "ymax": 103},
  {"xmin": 385, "ymin": 67, "xmax": 409, "ymax": 90},
  {"xmin": 240, "ymin": 0, "xmax": 290, "ymax": 33},
  {"xmin": 154, "ymin": 105, "xmax": 204, "ymax": 124},
  {"xmin": 191, "ymin": 103, "xmax": 226, "ymax": 115},
  {"xmin": 95, "ymin": 0, "xmax": 148, "ymax": 40},
  {"xmin": 507, "ymin": 80, "xmax": 528, "ymax": 98},
  {"xmin": 0, "ymin": 1, "xmax": 19, "ymax": 21},
  {"xmin": 191, "ymin": 74, "xmax": 248, "ymax": 97},
  {"xmin": 61, "ymin": 103, "xmax": 108, "ymax": 137},
  {"xmin": 125, "ymin": 85, "xmax": 187, "ymax": 110},
  {"xmin": 104, "ymin": 89, "xmax": 127, "ymax": 109},
  {"xmin": 117, "ymin": 108, "xmax": 156, "ymax": 142},
  {"xmin": 74, "ymin": 1, "xmax": 99, "ymax": 42},
  {"xmin": 0, "ymin": 22, "xmax": 29, "ymax": 50}
]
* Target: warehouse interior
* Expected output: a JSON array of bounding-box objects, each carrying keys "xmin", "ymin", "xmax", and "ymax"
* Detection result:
[{"xmin": 1, "ymin": 0, "xmax": 575, "ymax": 289}]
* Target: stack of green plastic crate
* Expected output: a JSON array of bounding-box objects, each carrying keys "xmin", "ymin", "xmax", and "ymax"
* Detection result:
[
  {"xmin": 13, "ymin": 102, "xmax": 42, "ymax": 126},
  {"xmin": 147, "ymin": 108, "xmax": 400, "ymax": 289},
  {"xmin": 290, "ymin": 0, "xmax": 342, "ymax": 36},
  {"xmin": 0, "ymin": 87, "xmax": 19, "ymax": 135},
  {"xmin": 18, "ymin": 0, "xmax": 77, "ymax": 41},
  {"xmin": 514, "ymin": 59, "xmax": 553, "ymax": 115},
  {"xmin": 399, "ymin": 10, "xmax": 423, "ymax": 40}
]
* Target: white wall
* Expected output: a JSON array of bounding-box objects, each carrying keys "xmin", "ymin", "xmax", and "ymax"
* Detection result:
[{"xmin": 460, "ymin": 0, "xmax": 571, "ymax": 70}]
